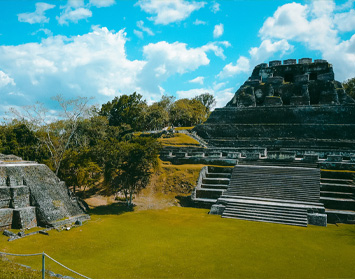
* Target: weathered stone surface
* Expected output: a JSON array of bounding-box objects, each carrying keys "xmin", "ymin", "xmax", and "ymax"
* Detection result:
[
  {"xmin": 307, "ymin": 213, "xmax": 327, "ymax": 226},
  {"xmin": 0, "ymin": 208, "xmax": 13, "ymax": 230},
  {"xmin": 12, "ymin": 207, "xmax": 37, "ymax": 229},
  {"xmin": 0, "ymin": 160, "xmax": 88, "ymax": 230}
]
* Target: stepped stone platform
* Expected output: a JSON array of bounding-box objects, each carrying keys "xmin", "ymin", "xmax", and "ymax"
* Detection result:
[
  {"xmin": 193, "ymin": 59, "xmax": 355, "ymax": 150},
  {"xmin": 0, "ymin": 154, "xmax": 89, "ymax": 231},
  {"xmin": 209, "ymin": 165, "xmax": 326, "ymax": 227}
]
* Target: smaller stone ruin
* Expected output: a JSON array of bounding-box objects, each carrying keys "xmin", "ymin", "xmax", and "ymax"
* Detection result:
[{"xmin": 0, "ymin": 154, "xmax": 89, "ymax": 231}]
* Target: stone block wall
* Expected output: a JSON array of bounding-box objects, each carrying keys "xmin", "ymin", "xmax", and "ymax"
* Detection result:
[{"xmin": 0, "ymin": 158, "xmax": 88, "ymax": 231}]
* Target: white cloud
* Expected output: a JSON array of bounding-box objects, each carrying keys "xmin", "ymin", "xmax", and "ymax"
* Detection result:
[
  {"xmin": 0, "ymin": 71, "xmax": 15, "ymax": 87},
  {"xmin": 334, "ymin": 9, "xmax": 355, "ymax": 32},
  {"xmin": 134, "ymin": 29, "xmax": 144, "ymax": 39},
  {"xmin": 213, "ymin": 23, "xmax": 224, "ymax": 38},
  {"xmin": 136, "ymin": 0, "xmax": 206, "ymax": 25},
  {"xmin": 193, "ymin": 19, "xmax": 206, "ymax": 25},
  {"xmin": 218, "ymin": 56, "xmax": 250, "ymax": 79},
  {"xmin": 258, "ymin": 1, "xmax": 355, "ymax": 80},
  {"xmin": 32, "ymin": 28, "xmax": 53, "ymax": 37},
  {"xmin": 211, "ymin": 2, "xmax": 220, "ymax": 13},
  {"xmin": 176, "ymin": 85, "xmax": 234, "ymax": 107},
  {"xmin": 89, "ymin": 0, "xmax": 115, "ymax": 8},
  {"xmin": 189, "ymin": 76, "xmax": 204, "ymax": 85},
  {"xmin": 248, "ymin": 39, "xmax": 293, "ymax": 63},
  {"xmin": 18, "ymin": 2, "xmax": 55, "ymax": 24},
  {"xmin": 137, "ymin": 20, "xmax": 155, "ymax": 36},
  {"xmin": 57, "ymin": 7, "xmax": 92, "ymax": 25},
  {"xmin": 0, "ymin": 27, "xmax": 230, "ymax": 114}
]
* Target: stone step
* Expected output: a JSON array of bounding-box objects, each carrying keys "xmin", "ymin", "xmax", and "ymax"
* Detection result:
[
  {"xmin": 225, "ymin": 200, "xmax": 309, "ymax": 213},
  {"xmin": 321, "ymin": 191, "xmax": 354, "ymax": 199},
  {"xmin": 195, "ymin": 189, "xmax": 225, "ymax": 199},
  {"xmin": 200, "ymin": 183, "xmax": 229, "ymax": 189},
  {"xmin": 225, "ymin": 206, "xmax": 307, "ymax": 218},
  {"xmin": 222, "ymin": 215, "xmax": 307, "ymax": 227},
  {"xmin": 222, "ymin": 212, "xmax": 307, "ymax": 227},
  {"xmin": 320, "ymin": 197, "xmax": 355, "ymax": 211},
  {"xmin": 208, "ymin": 166, "xmax": 233, "ymax": 173},
  {"xmin": 206, "ymin": 173, "xmax": 232, "ymax": 178},
  {"xmin": 320, "ymin": 178, "xmax": 354, "ymax": 185},
  {"xmin": 325, "ymin": 209, "xmax": 355, "ymax": 224},
  {"xmin": 193, "ymin": 198, "xmax": 217, "ymax": 204},
  {"xmin": 320, "ymin": 183, "xmax": 355, "ymax": 192},
  {"xmin": 202, "ymin": 178, "xmax": 230, "ymax": 185}
]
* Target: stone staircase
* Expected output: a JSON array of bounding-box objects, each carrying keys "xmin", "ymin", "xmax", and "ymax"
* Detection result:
[
  {"xmin": 192, "ymin": 166, "xmax": 232, "ymax": 206},
  {"xmin": 211, "ymin": 165, "xmax": 326, "ymax": 227},
  {"xmin": 320, "ymin": 170, "xmax": 355, "ymax": 223}
]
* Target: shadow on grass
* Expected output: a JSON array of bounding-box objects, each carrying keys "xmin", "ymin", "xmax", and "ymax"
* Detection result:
[
  {"xmin": 175, "ymin": 195, "xmax": 211, "ymax": 209},
  {"xmin": 88, "ymin": 202, "xmax": 135, "ymax": 215}
]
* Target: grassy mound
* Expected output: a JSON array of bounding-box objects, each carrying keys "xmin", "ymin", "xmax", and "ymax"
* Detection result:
[
  {"xmin": 158, "ymin": 133, "xmax": 200, "ymax": 147},
  {"xmin": 1, "ymin": 207, "xmax": 354, "ymax": 279}
]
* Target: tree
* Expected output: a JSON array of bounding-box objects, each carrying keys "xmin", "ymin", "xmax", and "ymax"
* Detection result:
[
  {"xmin": 144, "ymin": 103, "xmax": 169, "ymax": 131},
  {"xmin": 194, "ymin": 93, "xmax": 216, "ymax": 116},
  {"xmin": 169, "ymin": 98, "xmax": 207, "ymax": 127},
  {"xmin": 100, "ymin": 92, "xmax": 147, "ymax": 131},
  {"xmin": 343, "ymin": 77, "xmax": 355, "ymax": 99},
  {"xmin": 104, "ymin": 136, "xmax": 160, "ymax": 206},
  {"xmin": 9, "ymin": 95, "xmax": 91, "ymax": 175}
]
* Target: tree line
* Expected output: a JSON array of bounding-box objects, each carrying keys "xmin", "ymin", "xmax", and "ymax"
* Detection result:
[{"xmin": 0, "ymin": 92, "xmax": 215, "ymax": 206}]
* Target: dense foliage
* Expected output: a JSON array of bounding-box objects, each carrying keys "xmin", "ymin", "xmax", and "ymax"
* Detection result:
[
  {"xmin": 343, "ymin": 77, "xmax": 355, "ymax": 99},
  {"xmin": 0, "ymin": 92, "xmax": 215, "ymax": 205}
]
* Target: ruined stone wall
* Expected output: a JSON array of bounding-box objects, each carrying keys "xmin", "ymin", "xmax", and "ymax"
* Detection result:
[{"xmin": 0, "ymin": 157, "xmax": 87, "ymax": 230}]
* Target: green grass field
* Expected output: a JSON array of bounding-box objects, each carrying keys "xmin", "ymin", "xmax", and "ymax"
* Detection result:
[{"xmin": 1, "ymin": 207, "xmax": 354, "ymax": 279}]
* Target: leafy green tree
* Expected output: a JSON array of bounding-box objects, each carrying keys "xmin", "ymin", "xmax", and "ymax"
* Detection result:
[
  {"xmin": 100, "ymin": 92, "xmax": 147, "ymax": 131},
  {"xmin": 144, "ymin": 103, "xmax": 169, "ymax": 131},
  {"xmin": 194, "ymin": 93, "xmax": 216, "ymax": 116},
  {"xmin": 343, "ymin": 77, "xmax": 355, "ymax": 99},
  {"xmin": 104, "ymin": 136, "xmax": 160, "ymax": 206},
  {"xmin": 169, "ymin": 98, "xmax": 207, "ymax": 127}
]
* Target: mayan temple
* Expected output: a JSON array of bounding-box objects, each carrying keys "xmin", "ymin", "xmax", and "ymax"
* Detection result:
[
  {"xmin": 162, "ymin": 58, "xmax": 355, "ymax": 226},
  {"xmin": 0, "ymin": 154, "xmax": 89, "ymax": 231}
]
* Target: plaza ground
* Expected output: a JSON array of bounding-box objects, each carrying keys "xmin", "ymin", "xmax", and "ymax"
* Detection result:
[{"xmin": 1, "ymin": 206, "xmax": 354, "ymax": 279}]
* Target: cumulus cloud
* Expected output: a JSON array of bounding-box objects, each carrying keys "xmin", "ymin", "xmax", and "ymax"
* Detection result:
[
  {"xmin": 211, "ymin": 2, "xmax": 220, "ymax": 13},
  {"xmin": 0, "ymin": 27, "xmax": 230, "ymax": 112},
  {"xmin": 89, "ymin": 0, "xmax": 115, "ymax": 8},
  {"xmin": 258, "ymin": 1, "xmax": 355, "ymax": 80},
  {"xmin": 248, "ymin": 39, "xmax": 293, "ymax": 63},
  {"xmin": 57, "ymin": 7, "xmax": 92, "ymax": 25},
  {"xmin": 0, "ymin": 71, "xmax": 15, "ymax": 87},
  {"xmin": 18, "ymin": 2, "xmax": 55, "ymax": 24},
  {"xmin": 136, "ymin": 0, "xmax": 206, "ymax": 25},
  {"xmin": 189, "ymin": 76, "xmax": 204, "ymax": 85},
  {"xmin": 213, "ymin": 23, "xmax": 224, "ymax": 38},
  {"xmin": 218, "ymin": 56, "xmax": 250, "ymax": 79}
]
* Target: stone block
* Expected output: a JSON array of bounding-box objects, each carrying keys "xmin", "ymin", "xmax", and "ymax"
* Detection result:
[
  {"xmin": 283, "ymin": 59, "xmax": 296, "ymax": 65},
  {"xmin": 12, "ymin": 207, "xmax": 37, "ymax": 229},
  {"xmin": 267, "ymin": 151, "xmax": 295, "ymax": 161},
  {"xmin": 294, "ymin": 74, "xmax": 309, "ymax": 83},
  {"xmin": 209, "ymin": 204, "xmax": 225, "ymax": 215},
  {"xmin": 267, "ymin": 76, "xmax": 284, "ymax": 84},
  {"xmin": 0, "ymin": 176, "xmax": 7, "ymax": 186},
  {"xmin": 189, "ymin": 152, "xmax": 205, "ymax": 158},
  {"xmin": 327, "ymin": 155, "xmax": 342, "ymax": 162},
  {"xmin": 314, "ymin": 59, "xmax": 327, "ymax": 64},
  {"xmin": 290, "ymin": 96, "xmax": 310, "ymax": 106},
  {"xmin": 299, "ymin": 58, "xmax": 312, "ymax": 64},
  {"xmin": 307, "ymin": 213, "xmax": 327, "ymax": 227},
  {"xmin": 0, "ymin": 187, "xmax": 11, "ymax": 208},
  {"xmin": 206, "ymin": 152, "xmax": 222, "ymax": 158},
  {"xmin": 244, "ymin": 153, "xmax": 260, "ymax": 160},
  {"xmin": 175, "ymin": 152, "xmax": 187, "ymax": 158},
  {"xmin": 10, "ymin": 186, "xmax": 30, "ymax": 208},
  {"xmin": 0, "ymin": 208, "xmax": 13, "ymax": 230},
  {"xmin": 318, "ymin": 72, "xmax": 334, "ymax": 81},
  {"xmin": 350, "ymin": 155, "xmax": 355, "ymax": 162},
  {"xmin": 269, "ymin": 60, "xmax": 281, "ymax": 67},
  {"xmin": 303, "ymin": 154, "xmax": 319, "ymax": 162},
  {"xmin": 264, "ymin": 96, "xmax": 283, "ymax": 106},
  {"xmin": 227, "ymin": 152, "xmax": 241, "ymax": 159}
]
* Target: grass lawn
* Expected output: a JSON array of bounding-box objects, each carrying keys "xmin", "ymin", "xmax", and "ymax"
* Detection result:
[
  {"xmin": 158, "ymin": 133, "xmax": 200, "ymax": 147},
  {"xmin": 1, "ymin": 207, "xmax": 354, "ymax": 279}
]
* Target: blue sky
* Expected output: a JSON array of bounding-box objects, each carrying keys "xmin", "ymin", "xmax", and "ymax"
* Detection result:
[{"xmin": 0, "ymin": 0, "xmax": 355, "ymax": 116}]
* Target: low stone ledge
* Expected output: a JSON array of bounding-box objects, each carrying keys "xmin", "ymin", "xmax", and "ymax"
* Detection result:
[{"xmin": 307, "ymin": 213, "xmax": 327, "ymax": 227}]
